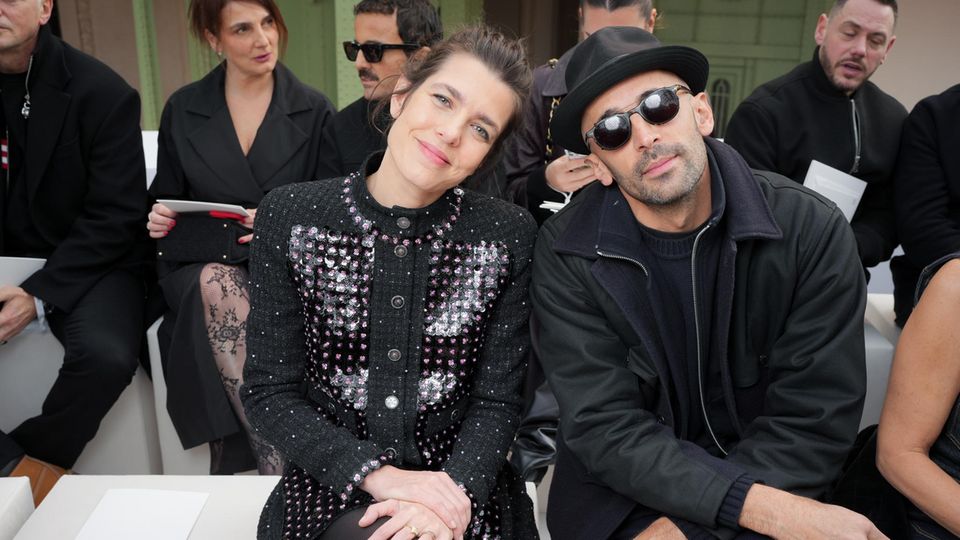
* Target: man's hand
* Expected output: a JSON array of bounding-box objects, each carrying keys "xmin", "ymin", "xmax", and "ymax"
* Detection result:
[
  {"xmin": 0, "ymin": 286, "xmax": 38, "ymax": 342},
  {"xmin": 634, "ymin": 517, "xmax": 685, "ymax": 539},
  {"xmin": 740, "ymin": 484, "xmax": 888, "ymax": 540},
  {"xmin": 545, "ymin": 155, "xmax": 600, "ymax": 193}
]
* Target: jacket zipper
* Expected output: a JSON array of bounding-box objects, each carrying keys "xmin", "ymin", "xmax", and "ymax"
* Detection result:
[
  {"xmin": 596, "ymin": 249, "xmax": 649, "ymax": 276},
  {"xmin": 691, "ymin": 223, "xmax": 728, "ymax": 456},
  {"xmin": 849, "ymin": 99, "xmax": 860, "ymax": 174}
]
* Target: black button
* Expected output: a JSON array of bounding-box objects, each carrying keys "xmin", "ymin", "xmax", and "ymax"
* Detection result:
[
  {"xmin": 387, "ymin": 349, "xmax": 401, "ymax": 362},
  {"xmin": 656, "ymin": 415, "xmax": 665, "ymax": 424},
  {"xmin": 327, "ymin": 403, "xmax": 336, "ymax": 414},
  {"xmin": 384, "ymin": 447, "xmax": 397, "ymax": 459},
  {"xmin": 394, "ymin": 245, "xmax": 408, "ymax": 258},
  {"xmin": 391, "ymin": 295, "xmax": 404, "ymax": 309},
  {"xmin": 450, "ymin": 409, "xmax": 460, "ymax": 421},
  {"xmin": 397, "ymin": 217, "xmax": 411, "ymax": 229},
  {"xmin": 758, "ymin": 355, "xmax": 768, "ymax": 366}
]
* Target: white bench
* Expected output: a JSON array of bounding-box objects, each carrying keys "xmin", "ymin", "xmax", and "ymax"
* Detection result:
[{"xmin": 0, "ymin": 478, "xmax": 32, "ymax": 540}]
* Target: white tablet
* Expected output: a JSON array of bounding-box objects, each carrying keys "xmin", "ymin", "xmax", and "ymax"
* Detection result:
[{"xmin": 156, "ymin": 199, "xmax": 249, "ymax": 217}]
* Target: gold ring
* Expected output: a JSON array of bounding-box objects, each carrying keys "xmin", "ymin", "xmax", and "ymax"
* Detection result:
[
  {"xmin": 419, "ymin": 530, "xmax": 437, "ymax": 539},
  {"xmin": 406, "ymin": 525, "xmax": 420, "ymax": 537}
]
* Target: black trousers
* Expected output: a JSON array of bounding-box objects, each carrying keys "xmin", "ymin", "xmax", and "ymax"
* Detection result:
[{"xmin": 9, "ymin": 268, "xmax": 144, "ymax": 468}]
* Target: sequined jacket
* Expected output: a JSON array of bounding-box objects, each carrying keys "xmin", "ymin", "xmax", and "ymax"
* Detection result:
[{"xmin": 242, "ymin": 155, "xmax": 538, "ymax": 540}]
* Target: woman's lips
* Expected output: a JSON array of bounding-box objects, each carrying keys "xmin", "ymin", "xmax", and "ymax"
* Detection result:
[{"xmin": 417, "ymin": 139, "xmax": 450, "ymax": 166}]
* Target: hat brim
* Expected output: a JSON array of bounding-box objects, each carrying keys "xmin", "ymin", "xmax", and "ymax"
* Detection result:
[{"xmin": 552, "ymin": 46, "xmax": 709, "ymax": 155}]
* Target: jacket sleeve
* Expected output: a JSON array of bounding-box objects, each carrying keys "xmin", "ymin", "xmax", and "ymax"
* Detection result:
[
  {"xmin": 894, "ymin": 98, "xmax": 960, "ymax": 269},
  {"xmin": 504, "ymin": 67, "xmax": 550, "ymax": 206},
  {"xmin": 315, "ymin": 103, "xmax": 343, "ymax": 180},
  {"xmin": 532, "ymin": 224, "xmax": 752, "ymax": 528},
  {"xmin": 723, "ymin": 102, "xmax": 779, "ymax": 174},
  {"xmin": 442, "ymin": 212, "xmax": 537, "ymax": 506},
  {"xmin": 851, "ymin": 179, "xmax": 897, "ymax": 268},
  {"xmin": 242, "ymin": 188, "xmax": 390, "ymax": 495},
  {"xmin": 21, "ymin": 89, "xmax": 147, "ymax": 312},
  {"xmin": 148, "ymin": 100, "xmax": 187, "ymax": 199},
  {"xmin": 726, "ymin": 203, "xmax": 867, "ymax": 497}
]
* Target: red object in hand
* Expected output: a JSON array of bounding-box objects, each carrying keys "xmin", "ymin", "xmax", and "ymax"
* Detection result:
[{"xmin": 208, "ymin": 210, "xmax": 247, "ymax": 221}]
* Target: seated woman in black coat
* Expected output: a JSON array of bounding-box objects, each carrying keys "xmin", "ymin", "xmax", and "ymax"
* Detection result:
[
  {"xmin": 146, "ymin": 0, "xmax": 336, "ymax": 474},
  {"xmin": 242, "ymin": 26, "xmax": 537, "ymax": 540},
  {"xmin": 878, "ymin": 254, "xmax": 960, "ymax": 539}
]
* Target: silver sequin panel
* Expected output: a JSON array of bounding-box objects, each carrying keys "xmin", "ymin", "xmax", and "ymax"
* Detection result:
[
  {"xmin": 424, "ymin": 241, "xmax": 509, "ymax": 337},
  {"xmin": 288, "ymin": 225, "xmax": 374, "ymax": 334}
]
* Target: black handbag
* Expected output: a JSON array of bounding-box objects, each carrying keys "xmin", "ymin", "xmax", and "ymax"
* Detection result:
[{"xmin": 156, "ymin": 213, "xmax": 250, "ymax": 264}]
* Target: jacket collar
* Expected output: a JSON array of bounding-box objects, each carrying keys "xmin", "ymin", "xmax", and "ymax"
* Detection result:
[
  {"xmin": 553, "ymin": 137, "xmax": 782, "ymax": 259},
  {"xmin": 185, "ymin": 62, "xmax": 311, "ymax": 197},
  {"xmin": 807, "ymin": 47, "xmax": 859, "ymax": 101}
]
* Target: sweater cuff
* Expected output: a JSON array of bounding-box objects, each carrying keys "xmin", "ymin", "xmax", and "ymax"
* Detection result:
[{"xmin": 716, "ymin": 474, "xmax": 756, "ymax": 530}]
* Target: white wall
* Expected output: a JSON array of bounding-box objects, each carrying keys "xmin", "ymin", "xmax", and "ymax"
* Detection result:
[{"xmin": 869, "ymin": 0, "xmax": 960, "ymax": 111}]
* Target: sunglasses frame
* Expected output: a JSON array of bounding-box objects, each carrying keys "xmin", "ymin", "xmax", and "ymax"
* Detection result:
[
  {"xmin": 342, "ymin": 40, "xmax": 421, "ymax": 63},
  {"xmin": 584, "ymin": 84, "xmax": 692, "ymax": 151}
]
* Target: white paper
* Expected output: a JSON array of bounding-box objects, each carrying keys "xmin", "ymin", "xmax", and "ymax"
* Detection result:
[
  {"xmin": 802, "ymin": 160, "xmax": 867, "ymax": 222},
  {"xmin": 74, "ymin": 489, "xmax": 209, "ymax": 540},
  {"xmin": 156, "ymin": 199, "xmax": 249, "ymax": 217},
  {"xmin": 0, "ymin": 256, "xmax": 44, "ymax": 285}
]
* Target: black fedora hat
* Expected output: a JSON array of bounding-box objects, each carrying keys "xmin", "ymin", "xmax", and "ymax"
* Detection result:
[{"xmin": 551, "ymin": 26, "xmax": 709, "ymax": 155}]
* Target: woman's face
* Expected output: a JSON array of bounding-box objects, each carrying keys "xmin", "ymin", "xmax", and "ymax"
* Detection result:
[
  {"xmin": 385, "ymin": 52, "xmax": 515, "ymax": 202},
  {"xmin": 207, "ymin": 1, "xmax": 279, "ymax": 78}
]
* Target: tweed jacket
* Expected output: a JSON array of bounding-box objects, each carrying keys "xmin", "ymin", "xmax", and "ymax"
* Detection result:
[{"xmin": 242, "ymin": 154, "xmax": 538, "ymax": 539}]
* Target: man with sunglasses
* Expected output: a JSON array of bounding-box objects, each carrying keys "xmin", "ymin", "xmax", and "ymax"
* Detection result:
[
  {"xmin": 533, "ymin": 26, "xmax": 883, "ymax": 539},
  {"xmin": 725, "ymin": 0, "xmax": 910, "ymax": 322},
  {"xmin": 318, "ymin": 0, "xmax": 441, "ymax": 178}
]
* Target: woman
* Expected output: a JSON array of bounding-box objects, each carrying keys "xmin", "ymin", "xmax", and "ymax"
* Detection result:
[
  {"xmin": 878, "ymin": 253, "xmax": 960, "ymax": 539},
  {"xmin": 242, "ymin": 26, "xmax": 536, "ymax": 540},
  {"xmin": 146, "ymin": 0, "xmax": 336, "ymax": 474}
]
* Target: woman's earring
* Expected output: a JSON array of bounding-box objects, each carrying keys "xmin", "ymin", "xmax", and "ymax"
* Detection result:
[{"xmin": 216, "ymin": 49, "xmax": 223, "ymax": 59}]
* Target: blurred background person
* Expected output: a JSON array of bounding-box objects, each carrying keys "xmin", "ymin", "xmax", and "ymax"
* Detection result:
[{"xmin": 146, "ymin": 0, "xmax": 336, "ymax": 474}]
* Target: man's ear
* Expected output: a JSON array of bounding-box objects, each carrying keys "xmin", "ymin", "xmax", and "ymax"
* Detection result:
[
  {"xmin": 586, "ymin": 154, "xmax": 615, "ymax": 186},
  {"xmin": 389, "ymin": 76, "xmax": 412, "ymax": 119},
  {"xmin": 814, "ymin": 13, "xmax": 829, "ymax": 46},
  {"xmin": 692, "ymin": 92, "xmax": 715, "ymax": 137},
  {"xmin": 39, "ymin": 0, "xmax": 54, "ymax": 25}
]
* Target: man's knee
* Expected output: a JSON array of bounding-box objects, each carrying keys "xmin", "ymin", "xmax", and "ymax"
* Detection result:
[{"xmin": 64, "ymin": 332, "xmax": 139, "ymax": 387}]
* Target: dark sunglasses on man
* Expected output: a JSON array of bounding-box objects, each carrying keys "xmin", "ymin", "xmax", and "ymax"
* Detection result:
[
  {"xmin": 584, "ymin": 84, "xmax": 692, "ymax": 151},
  {"xmin": 342, "ymin": 40, "xmax": 421, "ymax": 63}
]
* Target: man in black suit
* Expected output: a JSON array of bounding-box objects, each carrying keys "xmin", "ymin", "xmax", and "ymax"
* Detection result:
[{"xmin": 0, "ymin": 0, "xmax": 147, "ymax": 503}]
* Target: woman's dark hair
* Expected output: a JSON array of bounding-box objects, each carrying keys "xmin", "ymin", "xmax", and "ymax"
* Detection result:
[
  {"xmin": 389, "ymin": 25, "xmax": 532, "ymax": 175},
  {"xmin": 188, "ymin": 0, "xmax": 289, "ymax": 56}
]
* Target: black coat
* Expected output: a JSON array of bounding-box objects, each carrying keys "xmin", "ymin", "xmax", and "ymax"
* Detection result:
[
  {"xmin": 893, "ymin": 84, "xmax": 960, "ymax": 322},
  {"xmin": 725, "ymin": 50, "xmax": 907, "ymax": 270},
  {"xmin": 8, "ymin": 26, "xmax": 147, "ymax": 312},
  {"xmin": 148, "ymin": 62, "xmax": 337, "ymax": 452},
  {"xmin": 533, "ymin": 138, "xmax": 867, "ymax": 539},
  {"xmin": 150, "ymin": 62, "xmax": 337, "ymax": 206}
]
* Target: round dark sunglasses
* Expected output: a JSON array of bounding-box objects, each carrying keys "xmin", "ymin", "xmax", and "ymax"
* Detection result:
[
  {"xmin": 342, "ymin": 40, "xmax": 420, "ymax": 63},
  {"xmin": 584, "ymin": 84, "xmax": 692, "ymax": 151}
]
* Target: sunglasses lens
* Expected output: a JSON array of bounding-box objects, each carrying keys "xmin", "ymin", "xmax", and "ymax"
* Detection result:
[
  {"xmin": 641, "ymin": 88, "xmax": 681, "ymax": 124},
  {"xmin": 343, "ymin": 42, "xmax": 358, "ymax": 61},
  {"xmin": 593, "ymin": 114, "xmax": 632, "ymax": 150},
  {"xmin": 360, "ymin": 44, "xmax": 383, "ymax": 63}
]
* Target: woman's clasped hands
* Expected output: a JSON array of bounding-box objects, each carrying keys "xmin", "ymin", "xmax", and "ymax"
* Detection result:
[{"xmin": 360, "ymin": 465, "xmax": 472, "ymax": 540}]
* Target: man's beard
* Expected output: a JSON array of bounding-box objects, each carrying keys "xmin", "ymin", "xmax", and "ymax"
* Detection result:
[{"xmin": 612, "ymin": 142, "xmax": 706, "ymax": 207}]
